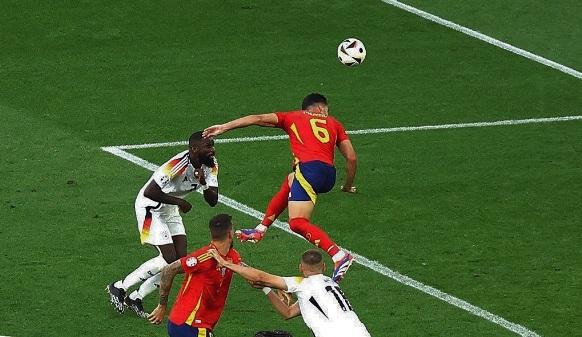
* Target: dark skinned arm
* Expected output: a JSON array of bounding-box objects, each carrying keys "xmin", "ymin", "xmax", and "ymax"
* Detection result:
[
  {"xmin": 143, "ymin": 180, "xmax": 192, "ymax": 213},
  {"xmin": 203, "ymin": 186, "xmax": 218, "ymax": 207}
]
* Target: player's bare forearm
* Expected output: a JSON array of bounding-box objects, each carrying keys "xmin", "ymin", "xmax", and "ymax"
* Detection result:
[
  {"xmin": 148, "ymin": 261, "xmax": 183, "ymax": 324},
  {"xmin": 204, "ymin": 114, "xmax": 278, "ymax": 137},
  {"xmin": 343, "ymin": 158, "xmax": 357, "ymax": 188},
  {"xmin": 338, "ymin": 140, "xmax": 357, "ymax": 190},
  {"xmin": 266, "ymin": 292, "xmax": 300, "ymax": 320},
  {"xmin": 208, "ymin": 249, "xmax": 287, "ymax": 289},
  {"xmin": 203, "ymin": 186, "xmax": 218, "ymax": 207},
  {"xmin": 144, "ymin": 181, "xmax": 188, "ymax": 207},
  {"xmin": 158, "ymin": 260, "xmax": 183, "ymax": 305}
]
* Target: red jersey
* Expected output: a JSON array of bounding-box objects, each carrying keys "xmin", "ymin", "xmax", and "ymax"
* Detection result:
[
  {"xmin": 168, "ymin": 244, "xmax": 241, "ymax": 330},
  {"xmin": 275, "ymin": 110, "xmax": 349, "ymax": 166}
]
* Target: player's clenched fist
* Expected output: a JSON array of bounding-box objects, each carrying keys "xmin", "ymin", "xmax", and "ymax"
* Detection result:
[{"xmin": 178, "ymin": 199, "xmax": 192, "ymax": 213}]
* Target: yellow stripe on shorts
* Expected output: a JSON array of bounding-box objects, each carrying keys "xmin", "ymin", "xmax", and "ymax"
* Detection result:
[{"xmin": 294, "ymin": 166, "xmax": 317, "ymax": 204}]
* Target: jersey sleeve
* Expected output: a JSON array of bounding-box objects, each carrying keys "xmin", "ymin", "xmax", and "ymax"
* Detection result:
[
  {"xmin": 152, "ymin": 155, "xmax": 188, "ymax": 188},
  {"xmin": 282, "ymin": 276, "xmax": 304, "ymax": 293},
  {"xmin": 180, "ymin": 250, "xmax": 214, "ymax": 274},
  {"xmin": 203, "ymin": 157, "xmax": 219, "ymax": 187},
  {"xmin": 152, "ymin": 167, "xmax": 172, "ymax": 189},
  {"xmin": 275, "ymin": 112, "xmax": 288, "ymax": 129}
]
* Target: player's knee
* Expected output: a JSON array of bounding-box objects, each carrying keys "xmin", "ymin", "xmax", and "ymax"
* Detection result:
[
  {"xmin": 149, "ymin": 255, "xmax": 169, "ymax": 273},
  {"xmin": 160, "ymin": 251, "xmax": 177, "ymax": 265}
]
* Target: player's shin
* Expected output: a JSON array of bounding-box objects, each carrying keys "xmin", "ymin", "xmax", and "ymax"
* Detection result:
[
  {"xmin": 132, "ymin": 272, "xmax": 161, "ymax": 300},
  {"xmin": 260, "ymin": 177, "xmax": 291, "ymax": 227},
  {"xmin": 288, "ymin": 217, "xmax": 340, "ymax": 257},
  {"xmin": 115, "ymin": 255, "xmax": 168, "ymax": 290}
]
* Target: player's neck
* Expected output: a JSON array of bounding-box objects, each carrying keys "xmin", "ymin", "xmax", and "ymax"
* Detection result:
[
  {"xmin": 188, "ymin": 153, "xmax": 202, "ymax": 168},
  {"xmin": 303, "ymin": 270, "xmax": 323, "ymax": 277},
  {"xmin": 210, "ymin": 240, "xmax": 231, "ymax": 255}
]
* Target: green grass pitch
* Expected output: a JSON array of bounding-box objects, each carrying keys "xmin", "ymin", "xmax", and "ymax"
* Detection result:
[{"xmin": 1, "ymin": 1, "xmax": 581, "ymax": 336}]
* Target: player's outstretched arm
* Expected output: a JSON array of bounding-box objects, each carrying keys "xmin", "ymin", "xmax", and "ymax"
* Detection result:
[
  {"xmin": 203, "ymin": 113, "xmax": 279, "ymax": 138},
  {"xmin": 208, "ymin": 249, "xmax": 287, "ymax": 290},
  {"xmin": 148, "ymin": 260, "xmax": 184, "ymax": 325},
  {"xmin": 338, "ymin": 139, "xmax": 357, "ymax": 193},
  {"xmin": 265, "ymin": 291, "xmax": 301, "ymax": 320}
]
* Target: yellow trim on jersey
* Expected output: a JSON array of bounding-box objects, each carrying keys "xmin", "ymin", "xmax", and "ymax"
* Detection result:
[
  {"xmin": 182, "ymin": 274, "xmax": 193, "ymax": 295},
  {"xmin": 198, "ymin": 328, "xmax": 207, "ymax": 337},
  {"xmin": 294, "ymin": 166, "xmax": 317, "ymax": 204},
  {"xmin": 185, "ymin": 295, "xmax": 203, "ymax": 325},
  {"xmin": 289, "ymin": 123, "xmax": 304, "ymax": 144},
  {"xmin": 197, "ymin": 253, "xmax": 212, "ymax": 263}
]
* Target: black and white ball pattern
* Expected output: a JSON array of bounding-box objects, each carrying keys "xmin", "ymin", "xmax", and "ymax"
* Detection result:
[{"xmin": 337, "ymin": 38, "xmax": 366, "ymax": 66}]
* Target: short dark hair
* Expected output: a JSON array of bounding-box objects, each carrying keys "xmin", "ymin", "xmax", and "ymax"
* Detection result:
[
  {"xmin": 301, "ymin": 249, "xmax": 323, "ymax": 266},
  {"xmin": 209, "ymin": 214, "xmax": 233, "ymax": 240},
  {"xmin": 189, "ymin": 131, "xmax": 204, "ymax": 147},
  {"xmin": 301, "ymin": 93, "xmax": 327, "ymax": 110}
]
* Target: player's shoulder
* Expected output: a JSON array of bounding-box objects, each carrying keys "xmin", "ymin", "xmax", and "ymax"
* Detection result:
[
  {"xmin": 184, "ymin": 246, "xmax": 215, "ymax": 266},
  {"xmin": 306, "ymin": 273, "xmax": 334, "ymax": 286},
  {"xmin": 169, "ymin": 150, "xmax": 189, "ymax": 161},
  {"xmin": 277, "ymin": 110, "xmax": 305, "ymax": 119},
  {"xmin": 327, "ymin": 114, "xmax": 345, "ymax": 126},
  {"xmin": 227, "ymin": 247, "xmax": 242, "ymax": 263},
  {"xmin": 159, "ymin": 150, "xmax": 189, "ymax": 170}
]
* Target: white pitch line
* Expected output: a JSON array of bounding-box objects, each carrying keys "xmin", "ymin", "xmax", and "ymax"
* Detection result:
[
  {"xmin": 112, "ymin": 115, "xmax": 582, "ymax": 150},
  {"xmin": 379, "ymin": 0, "xmax": 582, "ymax": 80},
  {"xmin": 101, "ymin": 147, "xmax": 542, "ymax": 337}
]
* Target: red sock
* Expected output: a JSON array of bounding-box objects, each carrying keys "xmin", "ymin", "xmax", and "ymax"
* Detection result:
[
  {"xmin": 261, "ymin": 177, "xmax": 290, "ymax": 227},
  {"xmin": 289, "ymin": 217, "xmax": 340, "ymax": 257}
]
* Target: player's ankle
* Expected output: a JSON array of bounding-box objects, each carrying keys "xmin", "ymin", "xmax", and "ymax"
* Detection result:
[
  {"xmin": 129, "ymin": 291, "xmax": 142, "ymax": 301},
  {"xmin": 255, "ymin": 224, "xmax": 268, "ymax": 232},
  {"xmin": 332, "ymin": 250, "xmax": 346, "ymax": 263},
  {"xmin": 113, "ymin": 280, "xmax": 127, "ymax": 291}
]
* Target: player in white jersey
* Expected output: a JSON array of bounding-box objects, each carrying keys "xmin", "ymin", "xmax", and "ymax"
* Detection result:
[
  {"xmin": 208, "ymin": 249, "xmax": 371, "ymax": 337},
  {"xmin": 107, "ymin": 131, "xmax": 219, "ymax": 318}
]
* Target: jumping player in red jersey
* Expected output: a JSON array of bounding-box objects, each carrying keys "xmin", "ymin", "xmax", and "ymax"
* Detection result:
[
  {"xmin": 203, "ymin": 93, "xmax": 357, "ymax": 282},
  {"xmin": 148, "ymin": 214, "xmax": 240, "ymax": 337}
]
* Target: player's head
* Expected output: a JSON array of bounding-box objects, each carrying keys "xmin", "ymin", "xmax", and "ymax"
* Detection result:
[
  {"xmin": 302, "ymin": 93, "xmax": 328, "ymax": 115},
  {"xmin": 209, "ymin": 213, "xmax": 234, "ymax": 243},
  {"xmin": 299, "ymin": 249, "xmax": 325, "ymax": 276},
  {"xmin": 189, "ymin": 131, "xmax": 215, "ymax": 166}
]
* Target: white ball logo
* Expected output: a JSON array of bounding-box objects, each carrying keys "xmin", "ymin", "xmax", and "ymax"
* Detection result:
[{"xmin": 186, "ymin": 257, "xmax": 198, "ymax": 267}]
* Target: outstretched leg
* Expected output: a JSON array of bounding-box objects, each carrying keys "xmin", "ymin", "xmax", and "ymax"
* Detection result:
[
  {"xmin": 237, "ymin": 173, "xmax": 293, "ymax": 243},
  {"xmin": 108, "ymin": 243, "xmax": 176, "ymax": 315}
]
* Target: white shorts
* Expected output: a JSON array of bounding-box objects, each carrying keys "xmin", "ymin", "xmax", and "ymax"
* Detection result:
[{"xmin": 135, "ymin": 198, "xmax": 185, "ymax": 246}]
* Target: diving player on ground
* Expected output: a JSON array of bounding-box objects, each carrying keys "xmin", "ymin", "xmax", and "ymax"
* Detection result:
[{"xmin": 203, "ymin": 93, "xmax": 357, "ymax": 282}]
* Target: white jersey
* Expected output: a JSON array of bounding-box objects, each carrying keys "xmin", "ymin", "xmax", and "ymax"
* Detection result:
[
  {"xmin": 283, "ymin": 274, "xmax": 371, "ymax": 337},
  {"xmin": 136, "ymin": 150, "xmax": 218, "ymax": 210}
]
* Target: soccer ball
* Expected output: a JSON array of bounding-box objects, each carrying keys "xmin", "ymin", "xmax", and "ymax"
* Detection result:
[{"xmin": 337, "ymin": 38, "xmax": 366, "ymax": 66}]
